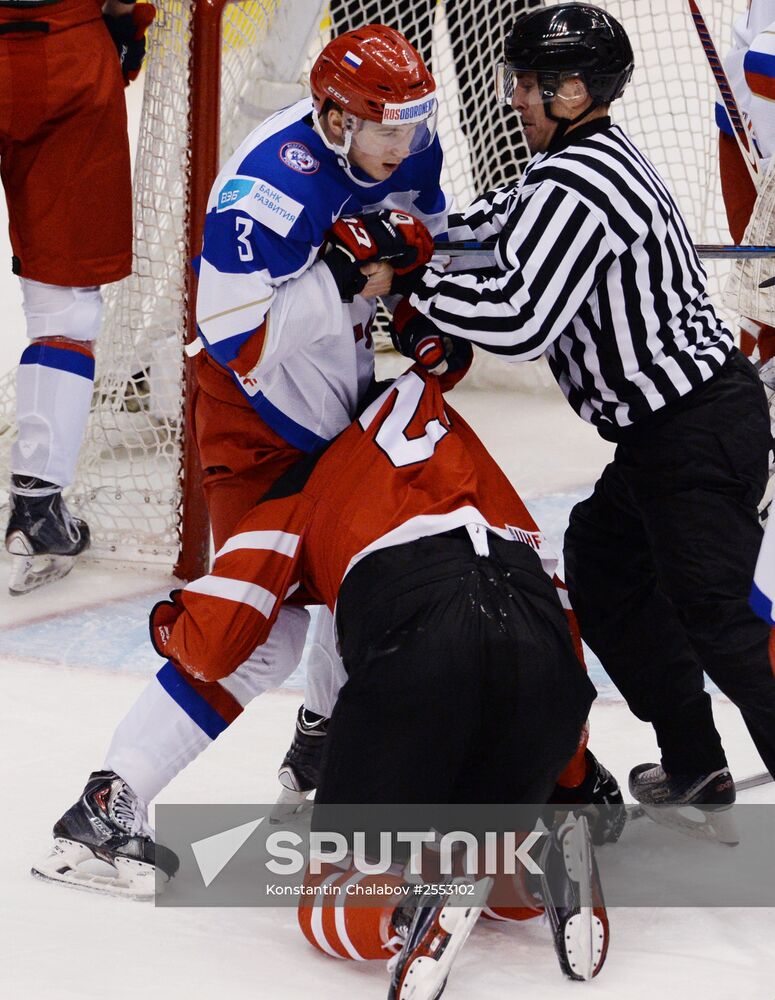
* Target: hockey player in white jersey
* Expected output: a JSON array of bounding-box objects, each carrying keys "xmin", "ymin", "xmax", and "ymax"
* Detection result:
[
  {"xmin": 192, "ymin": 23, "xmax": 448, "ymax": 805},
  {"xmin": 719, "ymin": 0, "xmax": 775, "ymax": 366},
  {"xmin": 716, "ymin": 0, "xmax": 775, "ymax": 661},
  {"xmin": 32, "ymin": 25, "xmax": 452, "ymax": 893}
]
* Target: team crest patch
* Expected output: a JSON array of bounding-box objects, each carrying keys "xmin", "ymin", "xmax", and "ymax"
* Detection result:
[{"xmin": 279, "ymin": 142, "xmax": 319, "ymax": 174}]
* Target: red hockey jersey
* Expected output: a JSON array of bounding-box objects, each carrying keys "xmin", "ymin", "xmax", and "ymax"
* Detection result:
[{"xmin": 152, "ymin": 366, "xmax": 555, "ymax": 682}]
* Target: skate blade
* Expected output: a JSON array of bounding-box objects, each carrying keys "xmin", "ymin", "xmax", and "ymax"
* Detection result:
[
  {"xmin": 8, "ymin": 551, "xmax": 78, "ymax": 595},
  {"xmin": 559, "ymin": 911, "xmax": 607, "ymax": 981},
  {"xmin": 559, "ymin": 815, "xmax": 607, "ymax": 980},
  {"xmin": 394, "ymin": 878, "xmax": 492, "ymax": 1000},
  {"xmin": 31, "ymin": 839, "xmax": 159, "ymax": 900},
  {"xmin": 641, "ymin": 804, "xmax": 740, "ymax": 846},
  {"xmin": 269, "ymin": 786, "xmax": 314, "ymax": 825},
  {"xmin": 540, "ymin": 815, "xmax": 609, "ymax": 981}
]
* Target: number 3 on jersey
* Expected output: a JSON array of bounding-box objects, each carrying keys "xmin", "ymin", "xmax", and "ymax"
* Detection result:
[
  {"xmin": 236, "ymin": 217, "xmax": 254, "ymax": 261},
  {"xmin": 361, "ymin": 371, "xmax": 449, "ymax": 467}
]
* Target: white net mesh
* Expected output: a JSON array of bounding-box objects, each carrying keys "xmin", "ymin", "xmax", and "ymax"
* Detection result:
[{"xmin": 0, "ymin": 0, "xmax": 739, "ymax": 568}]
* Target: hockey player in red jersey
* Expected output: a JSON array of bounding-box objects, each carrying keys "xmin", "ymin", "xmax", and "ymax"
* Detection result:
[
  {"xmin": 144, "ymin": 361, "xmax": 607, "ymax": 991},
  {"xmin": 34, "ymin": 358, "xmax": 614, "ymax": 990},
  {"xmin": 1, "ymin": 0, "xmax": 153, "ymax": 594}
]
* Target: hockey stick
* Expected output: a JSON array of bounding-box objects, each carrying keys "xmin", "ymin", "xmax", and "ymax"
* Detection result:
[
  {"xmin": 435, "ymin": 239, "xmax": 775, "ymax": 260},
  {"xmin": 736, "ymin": 769, "xmax": 772, "ymax": 792},
  {"xmin": 687, "ymin": 0, "xmax": 763, "ymax": 192}
]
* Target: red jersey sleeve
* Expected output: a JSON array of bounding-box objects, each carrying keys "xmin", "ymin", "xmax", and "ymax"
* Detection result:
[{"xmin": 152, "ymin": 495, "xmax": 312, "ymax": 681}]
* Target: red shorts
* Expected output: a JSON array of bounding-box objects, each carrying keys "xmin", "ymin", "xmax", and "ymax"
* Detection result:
[
  {"xmin": 0, "ymin": 0, "xmax": 132, "ymax": 286},
  {"xmin": 193, "ymin": 356, "xmax": 306, "ymax": 549}
]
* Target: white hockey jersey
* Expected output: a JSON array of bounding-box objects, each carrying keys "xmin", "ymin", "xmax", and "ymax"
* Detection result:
[
  {"xmin": 718, "ymin": 0, "xmax": 775, "ymax": 167},
  {"xmin": 195, "ymin": 99, "xmax": 449, "ymax": 451}
]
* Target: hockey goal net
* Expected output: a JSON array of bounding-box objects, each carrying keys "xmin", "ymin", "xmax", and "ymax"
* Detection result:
[{"xmin": 0, "ymin": 0, "xmax": 738, "ymax": 580}]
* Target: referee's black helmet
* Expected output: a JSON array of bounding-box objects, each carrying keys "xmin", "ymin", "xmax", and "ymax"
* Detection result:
[{"xmin": 504, "ymin": 3, "xmax": 634, "ymax": 104}]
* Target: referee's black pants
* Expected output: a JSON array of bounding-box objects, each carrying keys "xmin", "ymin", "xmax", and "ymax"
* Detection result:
[
  {"xmin": 565, "ymin": 351, "xmax": 775, "ymax": 776},
  {"xmin": 315, "ymin": 530, "xmax": 595, "ymax": 805}
]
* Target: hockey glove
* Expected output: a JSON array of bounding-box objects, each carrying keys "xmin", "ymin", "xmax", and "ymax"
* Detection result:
[
  {"xmin": 390, "ymin": 262, "xmax": 431, "ymax": 299},
  {"xmin": 390, "ymin": 298, "xmax": 473, "ymax": 376},
  {"xmin": 149, "ymin": 590, "xmax": 185, "ymax": 659},
  {"xmin": 323, "ymin": 210, "xmax": 433, "ymax": 302},
  {"xmin": 550, "ymin": 750, "xmax": 626, "ymax": 846},
  {"xmin": 103, "ymin": 3, "xmax": 156, "ymax": 85}
]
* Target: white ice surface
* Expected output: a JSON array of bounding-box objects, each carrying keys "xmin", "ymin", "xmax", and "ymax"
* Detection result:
[{"xmin": 1, "ymin": 659, "xmax": 774, "ymax": 1000}]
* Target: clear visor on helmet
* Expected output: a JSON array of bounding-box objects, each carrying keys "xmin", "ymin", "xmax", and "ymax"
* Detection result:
[
  {"xmin": 343, "ymin": 95, "xmax": 438, "ymax": 159},
  {"xmin": 495, "ymin": 62, "xmax": 517, "ymax": 106},
  {"xmin": 494, "ymin": 63, "xmax": 564, "ymax": 106}
]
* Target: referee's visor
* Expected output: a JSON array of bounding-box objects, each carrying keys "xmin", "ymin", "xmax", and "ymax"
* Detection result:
[
  {"xmin": 495, "ymin": 63, "xmax": 562, "ymax": 106},
  {"xmin": 495, "ymin": 62, "xmax": 517, "ymax": 105}
]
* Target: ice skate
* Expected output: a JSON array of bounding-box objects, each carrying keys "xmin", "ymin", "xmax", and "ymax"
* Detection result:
[
  {"xmin": 387, "ymin": 877, "xmax": 492, "ymax": 1000},
  {"xmin": 629, "ymin": 763, "xmax": 739, "ymax": 845},
  {"xmin": 538, "ymin": 812, "xmax": 609, "ymax": 981},
  {"xmin": 550, "ymin": 750, "xmax": 627, "ymax": 844},
  {"xmin": 278, "ymin": 705, "xmax": 328, "ymax": 792},
  {"xmin": 6, "ymin": 475, "xmax": 90, "ymax": 595},
  {"xmin": 272, "ymin": 706, "xmax": 328, "ymax": 822},
  {"xmin": 32, "ymin": 771, "xmax": 178, "ymax": 899}
]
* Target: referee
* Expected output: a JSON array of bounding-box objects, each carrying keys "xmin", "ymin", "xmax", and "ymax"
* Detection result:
[{"xmin": 392, "ymin": 3, "xmax": 775, "ymax": 806}]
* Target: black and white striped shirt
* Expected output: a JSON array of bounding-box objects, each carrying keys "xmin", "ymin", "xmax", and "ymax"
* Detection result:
[{"xmin": 411, "ymin": 118, "xmax": 734, "ymax": 439}]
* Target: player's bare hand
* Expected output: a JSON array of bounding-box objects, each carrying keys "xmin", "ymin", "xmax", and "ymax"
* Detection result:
[{"xmin": 360, "ymin": 261, "xmax": 395, "ymax": 299}]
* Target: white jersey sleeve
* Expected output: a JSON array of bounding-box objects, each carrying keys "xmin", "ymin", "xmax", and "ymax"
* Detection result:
[{"xmin": 719, "ymin": 0, "xmax": 775, "ymax": 164}]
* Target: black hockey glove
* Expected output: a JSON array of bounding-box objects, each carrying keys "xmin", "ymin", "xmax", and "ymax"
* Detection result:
[
  {"xmin": 103, "ymin": 3, "xmax": 156, "ymax": 86},
  {"xmin": 549, "ymin": 750, "xmax": 626, "ymax": 845},
  {"xmin": 390, "ymin": 298, "xmax": 473, "ymax": 376},
  {"xmin": 323, "ymin": 210, "xmax": 433, "ymax": 302},
  {"xmin": 390, "ymin": 263, "xmax": 431, "ymax": 299}
]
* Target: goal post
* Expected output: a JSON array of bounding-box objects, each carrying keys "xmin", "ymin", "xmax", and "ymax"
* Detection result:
[{"xmin": 0, "ymin": 0, "xmax": 740, "ymax": 582}]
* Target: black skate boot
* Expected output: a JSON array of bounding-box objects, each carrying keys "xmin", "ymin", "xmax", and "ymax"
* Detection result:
[
  {"xmin": 272, "ymin": 706, "xmax": 329, "ymax": 822},
  {"xmin": 538, "ymin": 812, "xmax": 609, "ymax": 981},
  {"xmin": 550, "ymin": 750, "xmax": 627, "ymax": 845},
  {"xmin": 629, "ymin": 763, "xmax": 738, "ymax": 844},
  {"xmin": 32, "ymin": 771, "xmax": 178, "ymax": 899},
  {"xmin": 387, "ymin": 878, "xmax": 492, "ymax": 1000},
  {"xmin": 277, "ymin": 705, "xmax": 328, "ymax": 793},
  {"xmin": 6, "ymin": 475, "xmax": 90, "ymax": 595}
]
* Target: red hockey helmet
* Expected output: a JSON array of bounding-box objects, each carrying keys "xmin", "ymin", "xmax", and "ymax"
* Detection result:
[{"xmin": 310, "ymin": 25, "xmax": 438, "ymax": 159}]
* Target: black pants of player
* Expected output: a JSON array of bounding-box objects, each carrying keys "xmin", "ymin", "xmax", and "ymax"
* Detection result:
[
  {"xmin": 315, "ymin": 529, "xmax": 596, "ymax": 805},
  {"xmin": 564, "ymin": 350, "xmax": 775, "ymax": 776}
]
